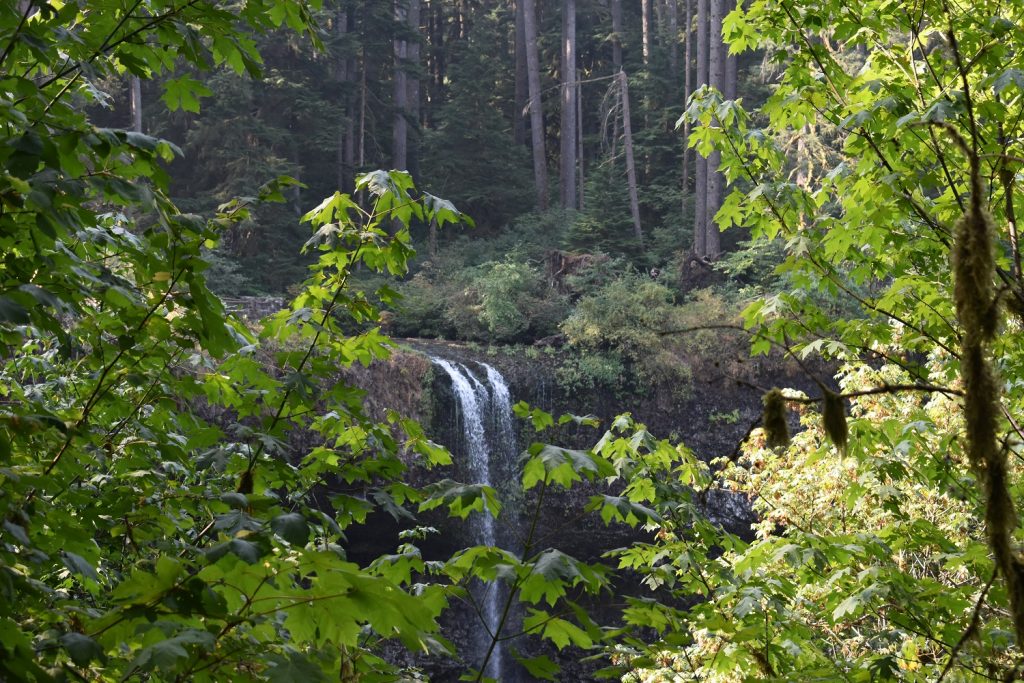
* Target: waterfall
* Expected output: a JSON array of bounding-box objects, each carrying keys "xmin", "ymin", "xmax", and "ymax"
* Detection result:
[
  {"xmin": 483, "ymin": 364, "xmax": 516, "ymax": 466},
  {"xmin": 430, "ymin": 358, "xmax": 517, "ymax": 680}
]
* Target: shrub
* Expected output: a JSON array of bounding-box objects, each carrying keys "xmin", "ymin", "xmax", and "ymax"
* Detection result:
[
  {"xmin": 472, "ymin": 259, "xmax": 568, "ymax": 342},
  {"xmin": 562, "ymin": 271, "xmax": 677, "ymax": 357},
  {"xmin": 555, "ymin": 349, "xmax": 627, "ymax": 393},
  {"xmin": 389, "ymin": 257, "xmax": 568, "ymax": 343},
  {"xmin": 560, "ymin": 271, "xmax": 691, "ymax": 393}
]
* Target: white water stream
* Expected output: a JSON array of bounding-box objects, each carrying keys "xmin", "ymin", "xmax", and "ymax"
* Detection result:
[{"xmin": 430, "ymin": 358, "xmax": 515, "ymax": 680}]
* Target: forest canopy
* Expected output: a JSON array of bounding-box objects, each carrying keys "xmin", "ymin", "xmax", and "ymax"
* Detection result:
[{"xmin": 2, "ymin": 0, "xmax": 1024, "ymax": 681}]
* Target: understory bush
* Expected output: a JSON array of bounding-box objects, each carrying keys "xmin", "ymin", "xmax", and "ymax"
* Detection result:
[
  {"xmin": 390, "ymin": 255, "xmax": 568, "ymax": 343},
  {"xmin": 560, "ymin": 272, "xmax": 691, "ymax": 394}
]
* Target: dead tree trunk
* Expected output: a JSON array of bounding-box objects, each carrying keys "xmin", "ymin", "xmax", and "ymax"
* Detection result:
[
  {"xmin": 334, "ymin": 5, "xmax": 355, "ymax": 193},
  {"xmin": 560, "ymin": 0, "xmax": 577, "ymax": 209},
  {"xmin": 641, "ymin": 0, "xmax": 652, "ymax": 66},
  {"xmin": 694, "ymin": 0, "xmax": 709, "ymax": 256},
  {"xmin": 705, "ymin": 0, "xmax": 725, "ymax": 259},
  {"xmin": 406, "ymin": 0, "xmax": 421, "ymax": 178},
  {"xmin": 610, "ymin": 0, "xmax": 623, "ymax": 153},
  {"xmin": 681, "ymin": 0, "xmax": 692, "ymax": 201},
  {"xmin": 577, "ymin": 69, "xmax": 585, "ymax": 211},
  {"xmin": 724, "ymin": 0, "xmax": 737, "ymax": 99},
  {"xmin": 523, "ymin": 0, "xmax": 549, "ymax": 211},
  {"xmin": 620, "ymin": 71, "xmax": 644, "ymax": 247},
  {"xmin": 392, "ymin": 0, "xmax": 408, "ymax": 170},
  {"xmin": 667, "ymin": 0, "xmax": 679, "ymax": 87},
  {"xmin": 514, "ymin": 0, "xmax": 528, "ymax": 145},
  {"xmin": 610, "ymin": 0, "xmax": 623, "ymax": 69}
]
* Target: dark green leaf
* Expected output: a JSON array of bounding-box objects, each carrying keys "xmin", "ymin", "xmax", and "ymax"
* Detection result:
[{"xmin": 270, "ymin": 513, "xmax": 309, "ymax": 545}]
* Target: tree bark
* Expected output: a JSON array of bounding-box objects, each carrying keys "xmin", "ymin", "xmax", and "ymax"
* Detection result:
[
  {"xmin": 425, "ymin": 0, "xmax": 445, "ymax": 125},
  {"xmin": 406, "ymin": 0, "xmax": 421, "ymax": 178},
  {"xmin": 577, "ymin": 69, "xmax": 585, "ymax": 212},
  {"xmin": 694, "ymin": 0, "xmax": 708, "ymax": 256},
  {"xmin": 334, "ymin": 5, "xmax": 355, "ymax": 193},
  {"xmin": 705, "ymin": 0, "xmax": 725, "ymax": 259},
  {"xmin": 620, "ymin": 71, "xmax": 644, "ymax": 247},
  {"xmin": 724, "ymin": 0, "xmax": 737, "ymax": 99},
  {"xmin": 560, "ymin": 0, "xmax": 577, "ymax": 210},
  {"xmin": 344, "ymin": 7, "xmax": 357, "ymax": 191},
  {"xmin": 681, "ymin": 0, "xmax": 692, "ymax": 201},
  {"xmin": 513, "ymin": 0, "xmax": 528, "ymax": 145},
  {"xmin": 359, "ymin": 47, "xmax": 367, "ymax": 171},
  {"xmin": 610, "ymin": 0, "xmax": 623, "ymax": 70},
  {"xmin": 641, "ymin": 0, "xmax": 652, "ymax": 66},
  {"xmin": 667, "ymin": 0, "xmax": 679, "ymax": 87},
  {"xmin": 610, "ymin": 0, "xmax": 623, "ymax": 156},
  {"xmin": 523, "ymin": 0, "xmax": 548, "ymax": 211},
  {"xmin": 392, "ymin": 0, "xmax": 408, "ymax": 170},
  {"xmin": 129, "ymin": 76, "xmax": 142, "ymax": 133}
]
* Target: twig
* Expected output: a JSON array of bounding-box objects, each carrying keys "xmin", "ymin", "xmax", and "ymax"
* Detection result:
[{"xmin": 936, "ymin": 569, "xmax": 997, "ymax": 683}]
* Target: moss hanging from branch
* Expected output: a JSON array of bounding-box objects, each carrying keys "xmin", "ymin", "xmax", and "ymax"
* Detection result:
[
  {"xmin": 762, "ymin": 388, "xmax": 790, "ymax": 449},
  {"xmin": 822, "ymin": 390, "xmax": 848, "ymax": 456},
  {"xmin": 950, "ymin": 129, "xmax": 1024, "ymax": 647}
]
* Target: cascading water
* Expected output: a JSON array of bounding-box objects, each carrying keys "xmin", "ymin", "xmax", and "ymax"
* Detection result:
[
  {"xmin": 483, "ymin": 364, "xmax": 517, "ymax": 468},
  {"xmin": 430, "ymin": 358, "xmax": 518, "ymax": 680}
]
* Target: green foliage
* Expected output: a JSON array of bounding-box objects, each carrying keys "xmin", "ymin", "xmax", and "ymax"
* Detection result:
[
  {"xmin": 12, "ymin": 0, "xmax": 1024, "ymax": 680},
  {"xmin": 714, "ymin": 236, "xmax": 788, "ymax": 296},
  {"xmin": 568, "ymin": 164, "xmax": 646, "ymax": 263},
  {"xmin": 473, "ymin": 260, "xmax": 567, "ymax": 341},
  {"xmin": 559, "ymin": 272, "xmax": 704, "ymax": 394},
  {"xmin": 2, "ymin": 6, "xmax": 722, "ymax": 680},
  {"xmin": 390, "ymin": 252, "xmax": 568, "ymax": 343},
  {"xmin": 555, "ymin": 350, "xmax": 629, "ymax": 394},
  {"xmin": 0, "ymin": 2, "xmax": 502, "ymax": 677},
  {"xmin": 600, "ymin": 0, "xmax": 1024, "ymax": 677}
]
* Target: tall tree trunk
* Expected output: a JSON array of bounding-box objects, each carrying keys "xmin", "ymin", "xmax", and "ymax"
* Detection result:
[
  {"xmin": 681, "ymin": 0, "xmax": 692, "ymax": 202},
  {"xmin": 560, "ymin": 0, "xmax": 577, "ymax": 210},
  {"xmin": 724, "ymin": 0, "xmax": 737, "ymax": 99},
  {"xmin": 619, "ymin": 71, "xmax": 644, "ymax": 247},
  {"xmin": 667, "ymin": 0, "xmax": 679, "ymax": 87},
  {"xmin": 392, "ymin": 0, "xmax": 408, "ymax": 170},
  {"xmin": 456, "ymin": 0, "xmax": 467, "ymax": 39},
  {"xmin": 705, "ymin": 0, "xmax": 725, "ymax": 259},
  {"xmin": 610, "ymin": 0, "xmax": 623, "ymax": 70},
  {"xmin": 694, "ymin": 0, "xmax": 708, "ymax": 256},
  {"xmin": 523, "ymin": 0, "xmax": 548, "ymax": 211},
  {"xmin": 344, "ymin": 8, "xmax": 357, "ymax": 191},
  {"xmin": 129, "ymin": 76, "xmax": 142, "ymax": 133},
  {"xmin": 425, "ymin": 0, "xmax": 445, "ymax": 125},
  {"xmin": 334, "ymin": 5, "xmax": 354, "ymax": 193},
  {"xmin": 406, "ymin": 0, "xmax": 421, "ymax": 178},
  {"xmin": 513, "ymin": 0, "xmax": 528, "ymax": 145},
  {"xmin": 577, "ymin": 69, "xmax": 585, "ymax": 212},
  {"xmin": 359, "ymin": 48, "xmax": 367, "ymax": 170},
  {"xmin": 610, "ymin": 0, "xmax": 623, "ymax": 156},
  {"xmin": 641, "ymin": 0, "xmax": 652, "ymax": 66}
]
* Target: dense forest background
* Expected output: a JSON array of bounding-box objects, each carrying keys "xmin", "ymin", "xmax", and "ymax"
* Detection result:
[
  {"xmin": 104, "ymin": 0, "xmax": 760, "ymax": 297},
  {"xmin": 95, "ymin": 0, "xmax": 782, "ymax": 400}
]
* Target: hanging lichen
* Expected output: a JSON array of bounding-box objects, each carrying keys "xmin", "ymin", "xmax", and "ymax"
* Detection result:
[
  {"xmin": 762, "ymin": 388, "xmax": 790, "ymax": 449},
  {"xmin": 952, "ymin": 140, "xmax": 1024, "ymax": 647},
  {"xmin": 822, "ymin": 390, "xmax": 848, "ymax": 456},
  {"xmin": 953, "ymin": 208, "xmax": 998, "ymax": 345}
]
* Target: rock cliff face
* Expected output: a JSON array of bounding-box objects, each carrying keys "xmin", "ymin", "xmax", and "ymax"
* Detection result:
[{"xmin": 341, "ymin": 337, "xmax": 820, "ymax": 681}]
